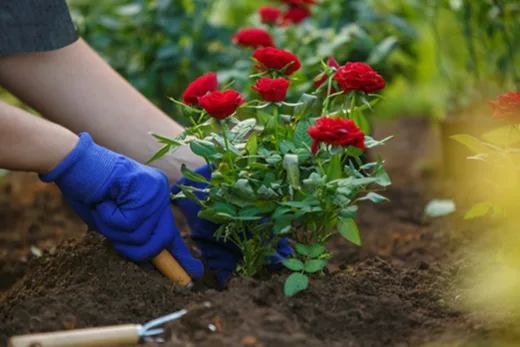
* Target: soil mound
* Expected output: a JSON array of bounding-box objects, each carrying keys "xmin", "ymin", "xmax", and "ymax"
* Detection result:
[{"xmin": 0, "ymin": 232, "xmax": 483, "ymax": 347}]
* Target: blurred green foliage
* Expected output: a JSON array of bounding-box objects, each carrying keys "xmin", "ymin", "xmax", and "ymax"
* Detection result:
[
  {"xmin": 431, "ymin": 0, "xmax": 520, "ymax": 116},
  {"xmin": 375, "ymin": 0, "xmax": 520, "ymax": 119},
  {"xmin": 68, "ymin": 0, "xmax": 237, "ymax": 122},
  {"xmin": 67, "ymin": 0, "xmax": 419, "ymax": 121}
]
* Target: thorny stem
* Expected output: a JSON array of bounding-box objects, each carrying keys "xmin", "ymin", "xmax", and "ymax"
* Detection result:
[
  {"xmin": 188, "ymin": 113, "xmax": 211, "ymax": 170},
  {"xmin": 273, "ymin": 104, "xmax": 281, "ymax": 152},
  {"xmin": 189, "ymin": 115, "xmax": 205, "ymax": 139},
  {"xmin": 323, "ymin": 75, "xmax": 334, "ymax": 115},
  {"xmin": 348, "ymin": 92, "xmax": 357, "ymax": 119},
  {"xmin": 340, "ymin": 148, "xmax": 349, "ymax": 167},
  {"xmin": 316, "ymin": 156, "xmax": 326, "ymax": 176},
  {"xmin": 220, "ymin": 120, "xmax": 234, "ymax": 168}
]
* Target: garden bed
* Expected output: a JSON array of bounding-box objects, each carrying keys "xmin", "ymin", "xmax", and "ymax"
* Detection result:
[{"xmin": 0, "ymin": 118, "xmax": 506, "ymax": 346}]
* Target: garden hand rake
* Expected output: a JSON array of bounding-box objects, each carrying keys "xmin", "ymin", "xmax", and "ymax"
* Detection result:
[{"xmin": 8, "ymin": 302, "xmax": 216, "ymax": 347}]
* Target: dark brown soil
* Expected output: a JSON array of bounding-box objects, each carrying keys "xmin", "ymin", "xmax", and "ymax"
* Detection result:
[
  {"xmin": 0, "ymin": 118, "xmax": 510, "ymax": 346},
  {"xmin": 0, "ymin": 173, "xmax": 85, "ymax": 292}
]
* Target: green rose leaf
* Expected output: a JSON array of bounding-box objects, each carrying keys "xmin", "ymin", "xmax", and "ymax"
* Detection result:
[
  {"xmin": 337, "ymin": 217, "xmax": 361, "ymax": 246},
  {"xmin": 284, "ymin": 273, "xmax": 309, "ymax": 297},
  {"xmin": 231, "ymin": 118, "xmax": 257, "ymax": 144},
  {"xmin": 482, "ymin": 126, "xmax": 520, "ymax": 147},
  {"xmin": 351, "ymin": 109, "xmax": 371, "ymax": 135},
  {"xmin": 274, "ymin": 216, "xmax": 293, "ymax": 235},
  {"xmin": 450, "ymin": 135, "xmax": 500, "ymax": 155},
  {"xmin": 308, "ymin": 244, "xmax": 326, "ymax": 258},
  {"xmin": 239, "ymin": 206, "xmax": 261, "ymax": 217},
  {"xmin": 294, "ymin": 93, "xmax": 318, "ymax": 119},
  {"xmin": 282, "ymin": 258, "xmax": 305, "ymax": 271},
  {"xmin": 294, "ymin": 243, "xmax": 309, "ymax": 256},
  {"xmin": 180, "ymin": 164, "xmax": 209, "ymax": 183},
  {"xmin": 146, "ymin": 145, "xmax": 172, "ymax": 164},
  {"xmin": 266, "ymin": 154, "xmax": 282, "ymax": 164},
  {"xmin": 464, "ymin": 202, "xmax": 494, "ymax": 220},
  {"xmin": 198, "ymin": 208, "xmax": 232, "ymax": 224},
  {"xmin": 235, "ymin": 179, "xmax": 255, "ymax": 198},
  {"xmin": 283, "ymin": 154, "xmax": 301, "ymax": 189},
  {"xmin": 339, "ymin": 205, "xmax": 358, "ymax": 218},
  {"xmin": 246, "ymin": 133, "xmax": 258, "ymax": 155},
  {"xmin": 303, "ymin": 172, "xmax": 326, "ymax": 188},
  {"xmin": 294, "ymin": 118, "xmax": 314, "ymax": 149},
  {"xmin": 373, "ymin": 156, "xmax": 391, "ymax": 187},
  {"xmin": 326, "ymin": 154, "xmax": 342, "ymax": 182},
  {"xmin": 358, "ymin": 192, "xmax": 389, "ymax": 204},
  {"xmin": 364, "ymin": 135, "xmax": 395, "ymax": 149},
  {"xmin": 177, "ymin": 184, "xmax": 203, "ymax": 206},
  {"xmin": 190, "ymin": 140, "xmax": 218, "ymax": 158},
  {"xmin": 273, "ymin": 206, "xmax": 292, "ymax": 219},
  {"xmin": 304, "ymin": 259, "xmax": 327, "ymax": 273},
  {"xmin": 215, "ymin": 202, "xmax": 236, "ymax": 216},
  {"xmin": 257, "ymin": 186, "xmax": 279, "ymax": 199}
]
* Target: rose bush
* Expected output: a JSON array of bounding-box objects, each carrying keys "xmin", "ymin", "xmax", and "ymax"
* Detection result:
[
  {"xmin": 150, "ymin": 47, "xmax": 392, "ymax": 296},
  {"xmin": 218, "ymin": 0, "xmax": 417, "ymax": 101}
]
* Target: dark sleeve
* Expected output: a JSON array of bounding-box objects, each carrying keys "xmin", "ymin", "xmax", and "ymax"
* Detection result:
[{"xmin": 0, "ymin": 0, "xmax": 79, "ymax": 56}]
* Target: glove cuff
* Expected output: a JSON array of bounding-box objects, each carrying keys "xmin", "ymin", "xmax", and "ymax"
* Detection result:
[{"xmin": 39, "ymin": 132, "xmax": 118, "ymax": 202}]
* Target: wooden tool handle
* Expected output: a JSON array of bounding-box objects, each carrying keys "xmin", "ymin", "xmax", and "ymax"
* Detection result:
[
  {"xmin": 8, "ymin": 324, "xmax": 141, "ymax": 347},
  {"xmin": 152, "ymin": 249, "xmax": 193, "ymax": 289}
]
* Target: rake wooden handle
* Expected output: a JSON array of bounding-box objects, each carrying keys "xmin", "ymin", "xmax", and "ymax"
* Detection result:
[
  {"xmin": 152, "ymin": 249, "xmax": 193, "ymax": 289},
  {"xmin": 8, "ymin": 324, "xmax": 141, "ymax": 347}
]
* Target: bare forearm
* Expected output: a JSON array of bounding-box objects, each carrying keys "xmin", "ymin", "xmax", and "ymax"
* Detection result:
[
  {"xmin": 0, "ymin": 39, "xmax": 204, "ymax": 184},
  {"xmin": 0, "ymin": 101, "xmax": 78, "ymax": 174}
]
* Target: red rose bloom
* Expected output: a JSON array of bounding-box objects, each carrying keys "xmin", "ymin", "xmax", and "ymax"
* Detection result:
[
  {"xmin": 307, "ymin": 116, "xmax": 366, "ymax": 154},
  {"xmin": 198, "ymin": 90, "xmax": 246, "ymax": 120},
  {"xmin": 182, "ymin": 72, "xmax": 219, "ymax": 105},
  {"xmin": 252, "ymin": 77, "xmax": 291, "ymax": 102},
  {"xmin": 281, "ymin": 5, "xmax": 312, "ymax": 25},
  {"xmin": 259, "ymin": 6, "xmax": 281, "ymax": 24},
  {"xmin": 487, "ymin": 91, "xmax": 520, "ymax": 123},
  {"xmin": 314, "ymin": 56, "xmax": 341, "ymax": 93},
  {"xmin": 253, "ymin": 47, "xmax": 301, "ymax": 76},
  {"xmin": 231, "ymin": 28, "xmax": 274, "ymax": 48},
  {"xmin": 333, "ymin": 62, "xmax": 386, "ymax": 93}
]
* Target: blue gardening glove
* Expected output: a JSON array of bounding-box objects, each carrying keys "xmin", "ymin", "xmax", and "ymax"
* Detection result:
[
  {"xmin": 39, "ymin": 133, "xmax": 204, "ymax": 279},
  {"xmin": 171, "ymin": 164, "xmax": 293, "ymax": 288}
]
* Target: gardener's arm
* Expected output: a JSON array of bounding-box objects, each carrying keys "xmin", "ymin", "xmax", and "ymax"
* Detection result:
[
  {"xmin": 0, "ymin": 99, "xmax": 204, "ymax": 276},
  {"xmin": 0, "ymin": 100, "xmax": 78, "ymax": 173},
  {"xmin": 0, "ymin": 39, "xmax": 205, "ymax": 184}
]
